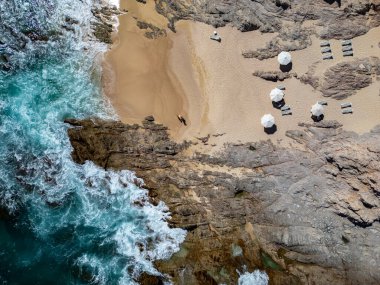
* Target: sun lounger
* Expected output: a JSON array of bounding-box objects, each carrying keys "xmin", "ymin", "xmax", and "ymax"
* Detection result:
[
  {"xmin": 342, "ymin": 46, "xmax": 352, "ymax": 52},
  {"xmin": 323, "ymin": 53, "xmax": 333, "ymax": 60},
  {"xmin": 320, "ymin": 41, "xmax": 330, "ymax": 47},
  {"xmin": 342, "ymin": 108, "xmax": 353, "ymax": 114},
  {"xmin": 318, "ymin": 101, "xmax": 328, "ymax": 106},
  {"xmin": 281, "ymin": 109, "xmax": 292, "ymax": 116},
  {"xmin": 343, "ymin": 51, "xmax": 353, "ymax": 57},
  {"xmin": 340, "ymin": 102, "xmax": 352, "ymax": 108},
  {"xmin": 280, "ymin": 105, "xmax": 290, "ymax": 111},
  {"xmin": 321, "ymin": 47, "xmax": 332, "ymax": 53},
  {"xmin": 210, "ymin": 35, "xmax": 221, "ymax": 42},
  {"xmin": 277, "ymin": 85, "xmax": 285, "ymax": 90},
  {"xmin": 341, "ymin": 40, "xmax": 352, "ymax": 46}
]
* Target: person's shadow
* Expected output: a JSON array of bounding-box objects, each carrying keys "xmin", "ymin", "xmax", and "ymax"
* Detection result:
[
  {"xmin": 264, "ymin": 124, "xmax": 277, "ymax": 134},
  {"xmin": 280, "ymin": 62, "xmax": 292, "ymax": 72}
]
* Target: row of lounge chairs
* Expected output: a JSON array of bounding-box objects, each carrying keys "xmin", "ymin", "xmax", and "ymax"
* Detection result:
[
  {"xmin": 320, "ymin": 41, "xmax": 333, "ymax": 60},
  {"xmin": 341, "ymin": 102, "xmax": 353, "ymax": 114},
  {"xmin": 317, "ymin": 101, "xmax": 353, "ymax": 114},
  {"xmin": 342, "ymin": 40, "xmax": 353, "ymax": 57},
  {"xmin": 320, "ymin": 40, "xmax": 354, "ymax": 59},
  {"xmin": 281, "ymin": 105, "xmax": 292, "ymax": 116}
]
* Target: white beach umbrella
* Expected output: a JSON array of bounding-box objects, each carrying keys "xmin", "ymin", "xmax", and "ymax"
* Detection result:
[
  {"xmin": 311, "ymin": 103, "xmax": 324, "ymax": 117},
  {"xmin": 277, "ymin": 51, "xmax": 292, "ymax": 65},
  {"xmin": 261, "ymin": 114, "xmax": 275, "ymax": 128},
  {"xmin": 269, "ymin": 88, "xmax": 284, "ymax": 102}
]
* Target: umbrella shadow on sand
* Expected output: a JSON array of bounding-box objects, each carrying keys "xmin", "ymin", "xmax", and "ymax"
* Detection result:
[
  {"xmin": 280, "ymin": 62, "xmax": 292, "ymax": 72},
  {"xmin": 311, "ymin": 114, "xmax": 324, "ymax": 122},
  {"xmin": 272, "ymin": 99, "xmax": 285, "ymax": 109},
  {"xmin": 264, "ymin": 124, "xmax": 277, "ymax": 134}
]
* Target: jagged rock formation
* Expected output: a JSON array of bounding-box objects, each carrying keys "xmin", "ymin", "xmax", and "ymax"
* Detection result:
[
  {"xmin": 136, "ymin": 20, "xmax": 167, "ymax": 39},
  {"xmin": 0, "ymin": 0, "xmax": 118, "ymax": 71},
  {"xmin": 91, "ymin": 5, "xmax": 120, "ymax": 44},
  {"xmin": 242, "ymin": 25, "xmax": 313, "ymax": 60},
  {"xmin": 300, "ymin": 57, "xmax": 380, "ymax": 99},
  {"xmin": 65, "ymin": 117, "xmax": 380, "ymax": 285},
  {"xmin": 155, "ymin": 0, "xmax": 380, "ymax": 36},
  {"xmin": 252, "ymin": 70, "xmax": 296, "ymax": 81}
]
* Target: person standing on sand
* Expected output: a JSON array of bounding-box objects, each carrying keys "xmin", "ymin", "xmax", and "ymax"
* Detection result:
[{"xmin": 177, "ymin": 115, "xmax": 187, "ymax": 126}]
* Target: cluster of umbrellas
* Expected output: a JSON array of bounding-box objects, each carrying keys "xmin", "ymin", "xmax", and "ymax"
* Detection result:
[
  {"xmin": 261, "ymin": 51, "xmax": 326, "ymax": 132},
  {"xmin": 261, "ymin": 102, "xmax": 325, "ymax": 129},
  {"xmin": 260, "ymin": 53, "xmax": 290, "ymax": 129}
]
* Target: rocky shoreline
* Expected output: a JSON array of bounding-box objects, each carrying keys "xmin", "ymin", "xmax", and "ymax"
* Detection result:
[
  {"xmin": 68, "ymin": 0, "xmax": 380, "ymax": 284},
  {"xmin": 65, "ymin": 117, "xmax": 380, "ymax": 285}
]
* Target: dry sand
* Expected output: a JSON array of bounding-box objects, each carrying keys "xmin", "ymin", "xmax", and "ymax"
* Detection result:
[
  {"xmin": 103, "ymin": 0, "xmax": 187, "ymax": 136},
  {"xmin": 104, "ymin": 2, "xmax": 380, "ymax": 152}
]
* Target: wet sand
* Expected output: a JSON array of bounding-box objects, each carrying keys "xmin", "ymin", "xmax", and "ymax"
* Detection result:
[{"xmin": 104, "ymin": 2, "xmax": 380, "ymax": 151}]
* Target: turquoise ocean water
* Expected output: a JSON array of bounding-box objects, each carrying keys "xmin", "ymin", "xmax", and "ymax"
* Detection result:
[{"xmin": 0, "ymin": 0, "xmax": 185, "ymax": 284}]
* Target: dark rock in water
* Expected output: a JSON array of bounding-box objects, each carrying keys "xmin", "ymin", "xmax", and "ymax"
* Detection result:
[
  {"xmin": 0, "ymin": 1, "xmax": 118, "ymax": 71},
  {"xmin": 302, "ymin": 57, "xmax": 380, "ymax": 99},
  {"xmin": 66, "ymin": 118, "xmax": 380, "ymax": 285},
  {"xmin": 137, "ymin": 273, "xmax": 164, "ymax": 285},
  {"xmin": 91, "ymin": 6, "xmax": 119, "ymax": 44}
]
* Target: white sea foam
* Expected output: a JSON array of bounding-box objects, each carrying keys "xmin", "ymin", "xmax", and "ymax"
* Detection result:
[
  {"xmin": 74, "ymin": 162, "xmax": 186, "ymax": 284},
  {"xmin": 0, "ymin": 0, "xmax": 186, "ymax": 283},
  {"xmin": 238, "ymin": 270, "xmax": 269, "ymax": 285},
  {"xmin": 107, "ymin": 0, "xmax": 120, "ymax": 8}
]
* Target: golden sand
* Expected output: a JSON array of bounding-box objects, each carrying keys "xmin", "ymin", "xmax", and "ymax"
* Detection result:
[
  {"xmin": 104, "ymin": 2, "xmax": 380, "ymax": 151},
  {"xmin": 103, "ymin": 0, "xmax": 187, "ymax": 136}
]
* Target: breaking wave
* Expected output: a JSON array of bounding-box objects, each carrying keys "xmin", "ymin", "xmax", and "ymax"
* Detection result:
[
  {"xmin": 0, "ymin": 0, "xmax": 186, "ymax": 284},
  {"xmin": 238, "ymin": 270, "xmax": 269, "ymax": 285}
]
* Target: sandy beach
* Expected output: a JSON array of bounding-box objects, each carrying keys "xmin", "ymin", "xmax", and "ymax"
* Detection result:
[{"xmin": 104, "ymin": 1, "xmax": 380, "ymax": 151}]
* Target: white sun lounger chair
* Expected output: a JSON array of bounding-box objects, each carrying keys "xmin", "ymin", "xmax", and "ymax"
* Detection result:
[
  {"xmin": 320, "ymin": 41, "xmax": 330, "ymax": 47},
  {"xmin": 280, "ymin": 105, "xmax": 291, "ymax": 111},
  {"xmin": 342, "ymin": 108, "xmax": 353, "ymax": 114},
  {"xmin": 343, "ymin": 51, "xmax": 353, "ymax": 57},
  {"xmin": 342, "ymin": 46, "xmax": 353, "ymax": 52},
  {"xmin": 321, "ymin": 47, "xmax": 332, "ymax": 53},
  {"xmin": 341, "ymin": 102, "xmax": 352, "ymax": 108},
  {"xmin": 341, "ymin": 40, "xmax": 352, "ymax": 46},
  {"xmin": 281, "ymin": 109, "xmax": 292, "ymax": 116}
]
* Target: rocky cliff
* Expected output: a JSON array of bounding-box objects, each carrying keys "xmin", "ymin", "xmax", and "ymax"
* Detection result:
[{"xmin": 65, "ymin": 117, "xmax": 380, "ymax": 285}]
